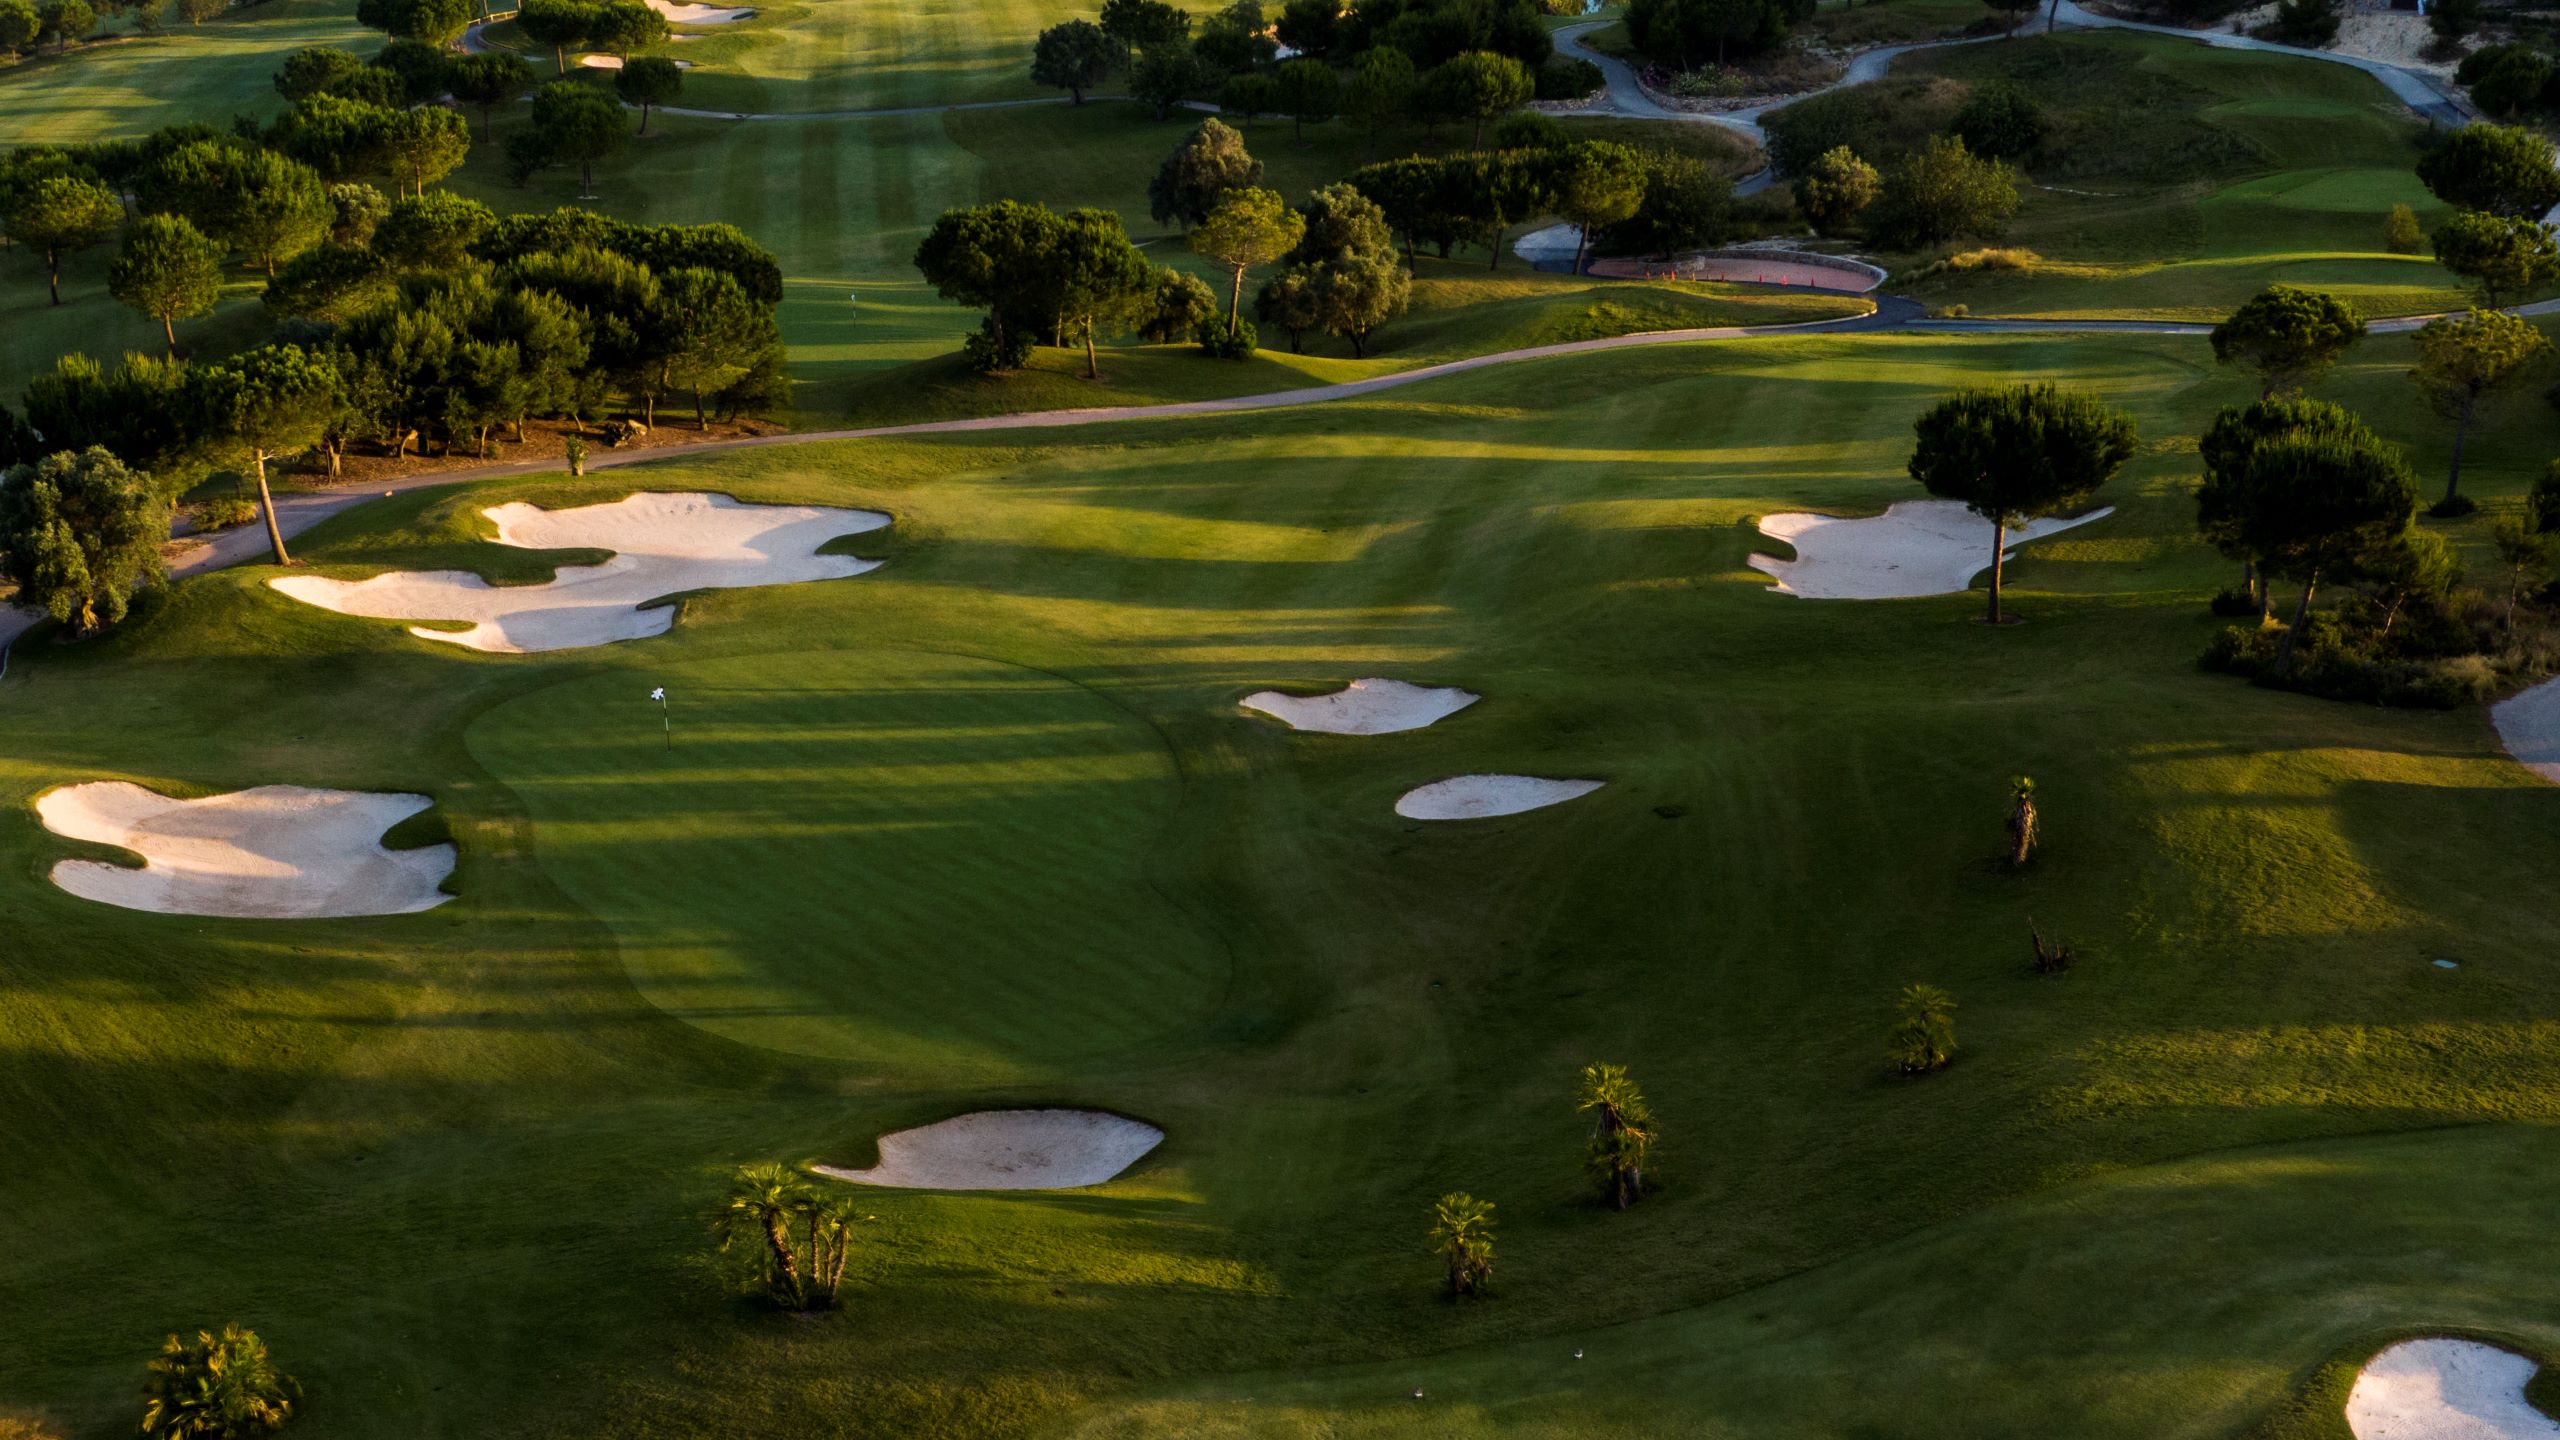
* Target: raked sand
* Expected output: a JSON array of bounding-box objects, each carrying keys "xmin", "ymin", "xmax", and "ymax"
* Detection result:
[
  {"xmin": 1396, "ymin": 775, "xmax": 1604, "ymax": 820},
  {"xmin": 578, "ymin": 52, "xmax": 696, "ymax": 67},
  {"xmin": 647, "ymin": 0, "xmax": 754, "ymax": 20},
  {"xmin": 2492, "ymin": 677, "xmax": 2560, "ymax": 786},
  {"xmin": 2346, "ymin": 1338, "xmax": 2560, "ymax": 1439},
  {"xmin": 1749, "ymin": 499, "xmax": 2115, "ymax": 599},
  {"xmin": 813, "ymin": 1110, "xmax": 1163, "ymax": 1190},
  {"xmin": 1241, "ymin": 678, "xmax": 1479, "ymax": 735},
  {"xmin": 270, "ymin": 492, "xmax": 890, "ymax": 653},
  {"xmin": 35, "ymin": 782, "xmax": 454, "ymax": 919}
]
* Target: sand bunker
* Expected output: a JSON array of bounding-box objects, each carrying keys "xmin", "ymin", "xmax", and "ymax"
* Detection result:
[
  {"xmin": 1396, "ymin": 775, "xmax": 1604, "ymax": 820},
  {"xmin": 1748, "ymin": 499, "xmax": 2115, "ymax": 599},
  {"xmin": 34, "ymin": 782, "xmax": 454, "ymax": 919},
  {"xmin": 270, "ymin": 492, "xmax": 890, "ymax": 653},
  {"xmin": 578, "ymin": 52, "xmax": 696, "ymax": 67},
  {"xmin": 812, "ymin": 1110, "xmax": 1163, "ymax": 1190},
  {"xmin": 2347, "ymin": 1338, "xmax": 2560, "ymax": 1439},
  {"xmin": 647, "ymin": 0, "xmax": 754, "ymax": 21},
  {"xmin": 1241, "ymin": 678, "xmax": 1479, "ymax": 735},
  {"xmin": 2492, "ymin": 677, "xmax": 2560, "ymax": 786}
]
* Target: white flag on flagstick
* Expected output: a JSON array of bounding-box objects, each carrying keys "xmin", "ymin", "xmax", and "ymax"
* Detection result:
[{"xmin": 650, "ymin": 687, "xmax": 666, "ymax": 701}]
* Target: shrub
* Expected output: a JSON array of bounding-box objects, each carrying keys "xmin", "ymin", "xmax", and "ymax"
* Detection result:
[
  {"xmin": 1195, "ymin": 316, "xmax": 1259, "ymax": 358},
  {"xmin": 2384, "ymin": 203, "xmax": 2423, "ymax": 255},
  {"xmin": 2208, "ymin": 585, "xmax": 2263, "ymax": 617},
  {"xmin": 1868, "ymin": 135, "xmax": 2017, "ymax": 248},
  {"xmin": 1536, "ymin": 55, "xmax": 1603, "ymax": 99},
  {"xmin": 194, "ymin": 496, "xmax": 258, "ymax": 530},
  {"xmin": 2266, "ymin": 0, "xmax": 2337, "ymax": 46},
  {"xmin": 1948, "ymin": 81, "xmax": 2044, "ymax": 160},
  {"xmin": 961, "ymin": 318, "xmax": 1035, "ymax": 373},
  {"xmin": 1898, "ymin": 246, "xmax": 2040, "ymax": 283},
  {"xmin": 1491, "ymin": 110, "xmax": 1567, "ymax": 150},
  {"xmin": 1888, "ymin": 983, "xmax": 1957, "ymax": 1075},
  {"xmin": 2430, "ymin": 493, "xmax": 2480, "ymax": 519}
]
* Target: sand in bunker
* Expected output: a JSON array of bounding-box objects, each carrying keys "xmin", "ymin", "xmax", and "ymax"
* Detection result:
[
  {"xmin": 270, "ymin": 492, "xmax": 890, "ymax": 653},
  {"xmin": 1241, "ymin": 678, "xmax": 1479, "ymax": 735},
  {"xmin": 2347, "ymin": 1338, "xmax": 2560, "ymax": 1439},
  {"xmin": 1396, "ymin": 776, "xmax": 1604, "ymax": 820},
  {"xmin": 647, "ymin": 0, "xmax": 754, "ymax": 20},
  {"xmin": 35, "ymin": 783, "xmax": 454, "ymax": 919},
  {"xmin": 812, "ymin": 1111, "xmax": 1163, "ymax": 1191},
  {"xmin": 578, "ymin": 52, "xmax": 695, "ymax": 67},
  {"xmin": 1749, "ymin": 499, "xmax": 2114, "ymax": 599},
  {"xmin": 2492, "ymin": 676, "xmax": 2560, "ymax": 786}
]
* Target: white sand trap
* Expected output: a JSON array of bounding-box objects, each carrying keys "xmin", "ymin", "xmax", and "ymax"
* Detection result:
[
  {"xmin": 1240, "ymin": 678, "xmax": 1479, "ymax": 735},
  {"xmin": 34, "ymin": 782, "xmax": 454, "ymax": 919},
  {"xmin": 2347, "ymin": 1338, "xmax": 2560, "ymax": 1440},
  {"xmin": 2492, "ymin": 677, "xmax": 2560, "ymax": 786},
  {"xmin": 578, "ymin": 52, "xmax": 695, "ymax": 67},
  {"xmin": 647, "ymin": 0, "xmax": 754, "ymax": 21},
  {"xmin": 269, "ymin": 492, "xmax": 890, "ymax": 653},
  {"xmin": 1748, "ymin": 499, "xmax": 2115, "ymax": 599},
  {"xmin": 1395, "ymin": 775, "xmax": 1604, "ymax": 820},
  {"xmin": 812, "ymin": 1110, "xmax": 1163, "ymax": 1191}
]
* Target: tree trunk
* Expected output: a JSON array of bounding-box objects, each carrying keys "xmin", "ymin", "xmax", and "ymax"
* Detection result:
[
  {"xmin": 2443, "ymin": 393, "xmax": 2474, "ymax": 507},
  {"xmin": 580, "ymin": 157, "xmax": 596, "ymax": 199},
  {"xmin": 1348, "ymin": 327, "xmax": 1368, "ymax": 358},
  {"xmin": 693, "ymin": 385, "xmax": 706, "ymax": 430},
  {"xmin": 44, "ymin": 249, "xmax": 61, "ymax": 304},
  {"xmin": 553, "ymin": 42, "xmax": 565, "ymax": 73},
  {"xmin": 1082, "ymin": 317, "xmax": 1099, "ymax": 379},
  {"xmin": 2046, "ymin": 0, "xmax": 2059, "ymax": 30},
  {"xmin": 161, "ymin": 313, "xmax": 177, "ymax": 352},
  {"xmin": 1226, "ymin": 264, "xmax": 1244, "ymax": 333},
  {"xmin": 254, "ymin": 451, "xmax": 292, "ymax": 566},
  {"xmin": 638, "ymin": 103, "xmax": 651, "ymax": 136},
  {"xmin": 2272, "ymin": 570, "xmax": 2320, "ymax": 673},
  {"xmin": 759, "ymin": 1215, "xmax": 803, "ymax": 1309},
  {"xmin": 1570, "ymin": 225, "xmax": 1588, "ymax": 276},
  {"xmin": 1986, "ymin": 516, "xmax": 2007, "ymax": 624}
]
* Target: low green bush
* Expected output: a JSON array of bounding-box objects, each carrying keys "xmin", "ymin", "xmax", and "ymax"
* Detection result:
[
  {"xmin": 1195, "ymin": 317, "xmax": 1259, "ymax": 359},
  {"xmin": 1537, "ymin": 56, "xmax": 1604, "ymax": 100}
]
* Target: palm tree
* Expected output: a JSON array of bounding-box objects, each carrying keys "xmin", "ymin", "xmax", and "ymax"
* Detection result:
[
  {"xmin": 715, "ymin": 1163, "xmax": 807, "ymax": 1310},
  {"xmin": 1574, "ymin": 1063, "xmax": 1655, "ymax": 1211},
  {"xmin": 791, "ymin": 1187, "xmax": 860, "ymax": 1311},
  {"xmin": 139, "ymin": 1325, "xmax": 298, "ymax": 1440},
  {"xmin": 2006, "ymin": 776, "xmax": 2038, "ymax": 868},
  {"xmin": 1890, "ymin": 984, "xmax": 1959, "ymax": 1075},
  {"xmin": 1427, "ymin": 1192, "xmax": 1497, "ymax": 1299}
]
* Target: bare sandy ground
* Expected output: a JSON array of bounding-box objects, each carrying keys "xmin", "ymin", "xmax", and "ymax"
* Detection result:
[
  {"xmin": 2347, "ymin": 1338, "xmax": 2560, "ymax": 1439},
  {"xmin": 1749, "ymin": 499, "xmax": 2116, "ymax": 599},
  {"xmin": 578, "ymin": 53, "xmax": 696, "ymax": 67},
  {"xmin": 812, "ymin": 1110, "xmax": 1164, "ymax": 1190},
  {"xmin": 2227, "ymin": 0, "xmax": 2461, "ymax": 78},
  {"xmin": 269, "ymin": 492, "xmax": 890, "ymax": 653},
  {"xmin": 35, "ymin": 782, "xmax": 455, "ymax": 919},
  {"xmin": 1241, "ymin": 679, "xmax": 1480, "ymax": 735},
  {"xmin": 1395, "ymin": 775, "xmax": 1605, "ymax": 820}
]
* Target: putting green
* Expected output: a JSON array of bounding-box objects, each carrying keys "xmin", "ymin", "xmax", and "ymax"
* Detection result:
[{"xmin": 467, "ymin": 647, "xmax": 1227, "ymax": 1075}]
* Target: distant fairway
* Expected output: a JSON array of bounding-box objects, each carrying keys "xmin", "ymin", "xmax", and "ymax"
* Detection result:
[
  {"xmin": 657, "ymin": 0, "xmax": 1087, "ymax": 113},
  {"xmin": 468, "ymin": 648, "xmax": 1228, "ymax": 1074}
]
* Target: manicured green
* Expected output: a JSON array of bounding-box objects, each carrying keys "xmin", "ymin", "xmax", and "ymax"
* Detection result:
[{"xmin": 6, "ymin": 327, "xmax": 2560, "ymax": 1440}]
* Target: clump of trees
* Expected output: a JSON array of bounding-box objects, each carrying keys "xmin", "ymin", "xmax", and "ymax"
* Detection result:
[
  {"xmin": 1906, "ymin": 383, "xmax": 2139, "ymax": 625},
  {"xmin": 1348, "ymin": 140, "xmax": 1729, "ymax": 268},
  {"xmin": 1868, "ymin": 136, "xmax": 2017, "ymax": 249},
  {"xmin": 916, "ymin": 199, "xmax": 1199, "ymax": 373},
  {"xmin": 0, "ymin": 447, "xmax": 169, "ymax": 636},
  {"xmin": 1427, "ymin": 1191, "xmax": 1496, "ymax": 1298},
  {"xmin": 1256, "ymin": 183, "xmax": 1410, "ymax": 355},
  {"xmin": 1625, "ymin": 0, "xmax": 1816, "ymax": 68},
  {"xmin": 1042, "ymin": 0, "xmax": 1547, "ymax": 142},
  {"xmin": 140, "ymin": 1324, "xmax": 299, "ymax": 1440},
  {"xmin": 2181, "ymin": 396, "xmax": 2533, "ymax": 707},
  {"xmin": 713, "ymin": 1163, "xmax": 859, "ymax": 1313},
  {"xmin": 1795, "ymin": 145, "xmax": 1879, "ymax": 237}
]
